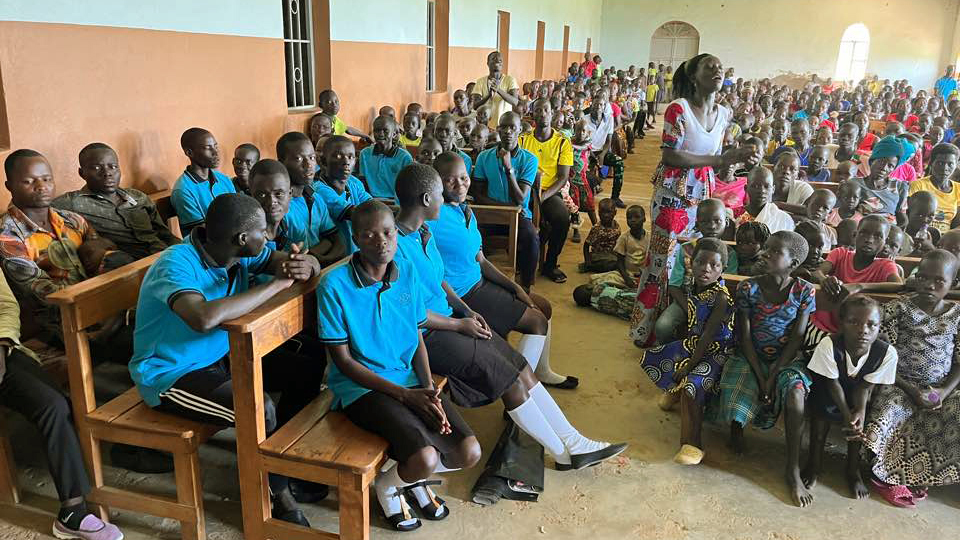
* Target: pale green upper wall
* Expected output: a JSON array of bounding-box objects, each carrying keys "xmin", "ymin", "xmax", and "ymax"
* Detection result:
[
  {"xmin": 0, "ymin": 0, "xmax": 282, "ymax": 38},
  {"xmin": 599, "ymin": 0, "xmax": 960, "ymax": 90}
]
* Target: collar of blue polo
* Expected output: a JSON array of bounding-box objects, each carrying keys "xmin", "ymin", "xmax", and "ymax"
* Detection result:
[
  {"xmin": 396, "ymin": 221, "xmax": 432, "ymax": 248},
  {"xmin": 188, "ymin": 227, "xmax": 239, "ymax": 271},
  {"xmin": 373, "ymin": 143, "xmax": 399, "ymax": 157},
  {"xmin": 348, "ymin": 252, "xmax": 399, "ymax": 287}
]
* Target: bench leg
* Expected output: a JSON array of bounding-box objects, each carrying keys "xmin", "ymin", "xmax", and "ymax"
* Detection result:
[
  {"xmin": 338, "ymin": 471, "xmax": 370, "ymax": 540},
  {"xmin": 507, "ymin": 216, "xmax": 518, "ymax": 276},
  {"xmin": 84, "ymin": 436, "xmax": 110, "ymax": 521},
  {"xmin": 174, "ymin": 451, "xmax": 206, "ymax": 540},
  {"xmin": 0, "ymin": 432, "xmax": 20, "ymax": 504}
]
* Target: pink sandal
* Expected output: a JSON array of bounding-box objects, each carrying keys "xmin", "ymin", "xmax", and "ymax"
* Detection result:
[{"xmin": 869, "ymin": 478, "xmax": 916, "ymax": 508}]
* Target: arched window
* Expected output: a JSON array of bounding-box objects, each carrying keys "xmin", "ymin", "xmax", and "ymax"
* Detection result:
[{"xmin": 834, "ymin": 23, "xmax": 870, "ymax": 85}]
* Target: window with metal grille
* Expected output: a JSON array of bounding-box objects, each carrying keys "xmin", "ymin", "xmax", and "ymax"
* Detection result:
[
  {"xmin": 426, "ymin": 0, "xmax": 436, "ymax": 91},
  {"xmin": 283, "ymin": 0, "xmax": 316, "ymax": 109}
]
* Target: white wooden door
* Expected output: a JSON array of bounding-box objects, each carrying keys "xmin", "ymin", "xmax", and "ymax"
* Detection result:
[{"xmin": 649, "ymin": 22, "xmax": 700, "ymax": 71}]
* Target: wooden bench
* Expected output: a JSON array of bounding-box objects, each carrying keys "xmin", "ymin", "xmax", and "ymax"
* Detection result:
[
  {"xmin": 472, "ymin": 204, "xmax": 521, "ymax": 274},
  {"xmin": 148, "ymin": 189, "xmax": 181, "ymax": 238},
  {"xmin": 223, "ymin": 274, "xmax": 445, "ymax": 540},
  {"xmin": 721, "ymin": 273, "xmax": 901, "ymax": 303},
  {"xmin": 48, "ymin": 253, "xmax": 219, "ymax": 540},
  {"xmin": 809, "ymin": 181, "xmax": 839, "ymax": 193}
]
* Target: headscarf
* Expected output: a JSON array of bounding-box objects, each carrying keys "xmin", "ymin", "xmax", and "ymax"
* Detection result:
[{"xmin": 869, "ymin": 135, "xmax": 905, "ymax": 164}]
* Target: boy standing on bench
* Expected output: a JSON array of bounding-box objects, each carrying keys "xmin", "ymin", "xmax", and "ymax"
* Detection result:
[
  {"xmin": 171, "ymin": 127, "xmax": 236, "ymax": 236},
  {"xmin": 129, "ymin": 193, "xmax": 327, "ymax": 527},
  {"xmin": 0, "ymin": 269, "xmax": 124, "ymax": 539},
  {"xmin": 53, "ymin": 142, "xmax": 178, "ymax": 260},
  {"xmin": 317, "ymin": 200, "xmax": 481, "ymax": 532}
]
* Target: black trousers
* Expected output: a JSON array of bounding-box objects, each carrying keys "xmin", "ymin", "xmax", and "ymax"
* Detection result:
[
  {"xmin": 539, "ymin": 195, "xmax": 570, "ymax": 271},
  {"xmin": 0, "ymin": 349, "xmax": 90, "ymax": 502},
  {"xmin": 155, "ymin": 344, "xmax": 326, "ymax": 494}
]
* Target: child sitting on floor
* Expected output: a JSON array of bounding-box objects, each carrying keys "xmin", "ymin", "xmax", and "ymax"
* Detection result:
[
  {"xmin": 793, "ymin": 221, "xmax": 829, "ymax": 281},
  {"xmin": 804, "ymin": 294, "xmax": 896, "ymax": 502},
  {"xmin": 715, "ymin": 230, "xmax": 817, "ymax": 507},
  {"xmin": 231, "ymin": 143, "xmax": 259, "ymax": 195},
  {"xmin": 573, "ymin": 205, "xmax": 646, "ymax": 320},
  {"xmin": 901, "ymin": 191, "xmax": 940, "ymax": 257},
  {"xmin": 733, "ymin": 221, "xmax": 770, "ymax": 276},
  {"xmin": 805, "ymin": 145, "xmax": 831, "ymax": 182},
  {"xmin": 641, "ymin": 239, "xmax": 735, "ymax": 465},
  {"xmin": 579, "ymin": 198, "xmax": 620, "ymax": 273}
]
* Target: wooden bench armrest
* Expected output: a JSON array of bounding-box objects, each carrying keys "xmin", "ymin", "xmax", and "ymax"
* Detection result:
[
  {"xmin": 471, "ymin": 204, "xmax": 522, "ymax": 214},
  {"xmin": 221, "ymin": 276, "xmax": 320, "ymax": 335}
]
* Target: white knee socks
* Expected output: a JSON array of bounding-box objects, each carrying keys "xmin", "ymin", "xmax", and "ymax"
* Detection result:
[
  {"xmin": 517, "ymin": 333, "xmax": 547, "ymax": 370},
  {"xmin": 533, "ymin": 321, "xmax": 567, "ymax": 385},
  {"xmin": 375, "ymin": 461, "xmax": 417, "ymax": 526},
  {"xmin": 508, "ymin": 399, "xmax": 571, "ymax": 465},
  {"xmin": 529, "ymin": 383, "xmax": 609, "ymax": 455},
  {"xmin": 410, "ymin": 461, "xmax": 458, "ymax": 518}
]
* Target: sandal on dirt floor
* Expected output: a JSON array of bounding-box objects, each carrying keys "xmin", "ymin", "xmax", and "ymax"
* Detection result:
[
  {"xmin": 541, "ymin": 267, "xmax": 568, "ymax": 283},
  {"xmin": 405, "ymin": 480, "xmax": 450, "ymax": 521},
  {"xmin": 869, "ymin": 478, "xmax": 916, "ymax": 508}
]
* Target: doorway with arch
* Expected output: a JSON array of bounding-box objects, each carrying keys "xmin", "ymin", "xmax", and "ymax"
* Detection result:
[{"xmin": 649, "ymin": 21, "xmax": 700, "ymax": 71}]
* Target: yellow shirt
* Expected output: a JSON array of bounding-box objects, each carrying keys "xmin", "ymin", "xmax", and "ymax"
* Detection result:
[
  {"xmin": 908, "ymin": 176, "xmax": 960, "ymax": 233},
  {"xmin": 332, "ymin": 115, "xmax": 347, "ymax": 136},
  {"xmin": 519, "ymin": 130, "xmax": 574, "ymax": 190},
  {"xmin": 646, "ymin": 84, "xmax": 659, "ymax": 102},
  {"xmin": 398, "ymin": 134, "xmax": 421, "ymax": 147},
  {"xmin": 473, "ymin": 74, "xmax": 520, "ymax": 128}
]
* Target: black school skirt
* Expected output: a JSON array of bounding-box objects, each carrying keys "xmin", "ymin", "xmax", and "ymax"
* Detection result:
[
  {"xmin": 462, "ymin": 279, "xmax": 528, "ymax": 338},
  {"xmin": 343, "ymin": 389, "xmax": 474, "ymax": 463},
  {"xmin": 425, "ymin": 329, "xmax": 526, "ymax": 408}
]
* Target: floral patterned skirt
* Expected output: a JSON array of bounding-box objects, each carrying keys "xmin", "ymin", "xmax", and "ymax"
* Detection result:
[{"xmin": 629, "ymin": 164, "xmax": 713, "ymax": 345}]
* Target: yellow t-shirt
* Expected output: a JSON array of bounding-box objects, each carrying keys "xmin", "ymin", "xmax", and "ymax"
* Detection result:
[
  {"xmin": 908, "ymin": 176, "xmax": 960, "ymax": 233},
  {"xmin": 646, "ymin": 84, "xmax": 659, "ymax": 103},
  {"xmin": 398, "ymin": 134, "xmax": 421, "ymax": 147},
  {"xmin": 473, "ymin": 74, "xmax": 520, "ymax": 128},
  {"xmin": 519, "ymin": 130, "xmax": 574, "ymax": 190},
  {"xmin": 332, "ymin": 115, "xmax": 347, "ymax": 136}
]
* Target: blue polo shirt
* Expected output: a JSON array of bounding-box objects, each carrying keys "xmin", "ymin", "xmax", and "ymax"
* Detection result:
[
  {"xmin": 428, "ymin": 203, "xmax": 483, "ymax": 296},
  {"xmin": 395, "ymin": 223, "xmax": 453, "ymax": 318},
  {"xmin": 473, "ymin": 146, "xmax": 538, "ymax": 218},
  {"xmin": 359, "ymin": 145, "xmax": 414, "ymax": 199},
  {"xmin": 314, "ymin": 175, "xmax": 372, "ymax": 253},
  {"xmin": 287, "ymin": 185, "xmax": 338, "ymax": 249},
  {"xmin": 317, "ymin": 255, "xmax": 427, "ymax": 408},
  {"xmin": 129, "ymin": 229, "xmax": 273, "ymax": 407},
  {"xmin": 456, "ymin": 148, "xmax": 474, "ymax": 176},
  {"xmin": 170, "ymin": 169, "xmax": 236, "ymax": 231}
]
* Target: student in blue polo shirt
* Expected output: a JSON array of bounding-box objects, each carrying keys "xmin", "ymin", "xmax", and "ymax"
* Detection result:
[
  {"xmin": 471, "ymin": 111, "xmax": 540, "ymax": 290},
  {"xmin": 432, "ymin": 113, "xmax": 473, "ymax": 175},
  {"xmin": 129, "ymin": 193, "xmax": 326, "ymax": 527},
  {"xmin": 394, "ymin": 164, "xmax": 626, "ymax": 487},
  {"xmin": 170, "ymin": 127, "xmax": 237, "ymax": 235},
  {"xmin": 274, "ymin": 132, "xmax": 344, "ymax": 263},
  {"xmin": 318, "ymin": 200, "xmax": 480, "ymax": 532},
  {"xmin": 359, "ymin": 116, "xmax": 414, "ymax": 199},
  {"xmin": 430, "ymin": 151, "xmax": 578, "ymax": 389},
  {"xmin": 313, "ymin": 135, "xmax": 373, "ymax": 253}
]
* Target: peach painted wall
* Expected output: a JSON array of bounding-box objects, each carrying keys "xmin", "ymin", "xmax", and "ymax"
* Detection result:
[{"xmin": 0, "ymin": 21, "xmax": 290, "ymax": 208}]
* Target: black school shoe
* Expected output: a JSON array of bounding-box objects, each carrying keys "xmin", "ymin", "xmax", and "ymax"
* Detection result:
[
  {"xmin": 555, "ymin": 443, "xmax": 629, "ymax": 471},
  {"xmin": 272, "ymin": 506, "xmax": 310, "ymax": 528},
  {"xmin": 289, "ymin": 479, "xmax": 330, "ymax": 504},
  {"xmin": 543, "ymin": 376, "xmax": 579, "ymax": 390}
]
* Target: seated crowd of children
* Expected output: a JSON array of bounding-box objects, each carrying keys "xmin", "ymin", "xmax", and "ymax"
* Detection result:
[
  {"xmin": 566, "ymin": 71, "xmax": 960, "ymax": 511},
  {"xmin": 4, "ymin": 58, "xmax": 960, "ymax": 540}
]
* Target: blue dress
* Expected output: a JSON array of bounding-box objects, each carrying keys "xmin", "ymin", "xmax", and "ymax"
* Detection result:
[{"xmin": 640, "ymin": 279, "xmax": 734, "ymax": 405}]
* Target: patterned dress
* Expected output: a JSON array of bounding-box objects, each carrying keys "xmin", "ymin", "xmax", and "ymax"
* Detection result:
[
  {"xmin": 714, "ymin": 277, "xmax": 816, "ymax": 428},
  {"xmin": 863, "ymin": 297, "xmax": 960, "ymax": 486},
  {"xmin": 640, "ymin": 279, "xmax": 735, "ymax": 405},
  {"xmin": 629, "ymin": 99, "xmax": 731, "ymax": 345}
]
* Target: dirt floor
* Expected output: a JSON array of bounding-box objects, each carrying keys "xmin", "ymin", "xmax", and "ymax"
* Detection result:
[{"xmin": 2, "ymin": 130, "xmax": 960, "ymax": 539}]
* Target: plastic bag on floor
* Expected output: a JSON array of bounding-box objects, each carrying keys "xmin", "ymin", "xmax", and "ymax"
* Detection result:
[{"xmin": 471, "ymin": 418, "xmax": 544, "ymax": 505}]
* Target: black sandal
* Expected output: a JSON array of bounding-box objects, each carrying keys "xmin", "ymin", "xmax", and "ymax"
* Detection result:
[
  {"xmin": 405, "ymin": 480, "xmax": 450, "ymax": 521},
  {"xmin": 541, "ymin": 267, "xmax": 568, "ymax": 283},
  {"xmin": 383, "ymin": 491, "xmax": 422, "ymax": 532}
]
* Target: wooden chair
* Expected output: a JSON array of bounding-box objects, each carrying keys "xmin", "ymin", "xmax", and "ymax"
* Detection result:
[
  {"xmin": 48, "ymin": 253, "xmax": 219, "ymax": 540},
  {"xmin": 223, "ymin": 275, "xmax": 445, "ymax": 540},
  {"xmin": 471, "ymin": 173, "xmax": 542, "ymax": 276},
  {"xmin": 148, "ymin": 189, "xmax": 181, "ymax": 239}
]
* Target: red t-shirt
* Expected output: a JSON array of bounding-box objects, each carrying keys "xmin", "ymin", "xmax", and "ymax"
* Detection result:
[
  {"xmin": 581, "ymin": 60, "xmax": 597, "ymax": 78},
  {"xmin": 858, "ymin": 132, "xmax": 879, "ymax": 153},
  {"xmin": 811, "ymin": 247, "xmax": 898, "ymax": 332}
]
